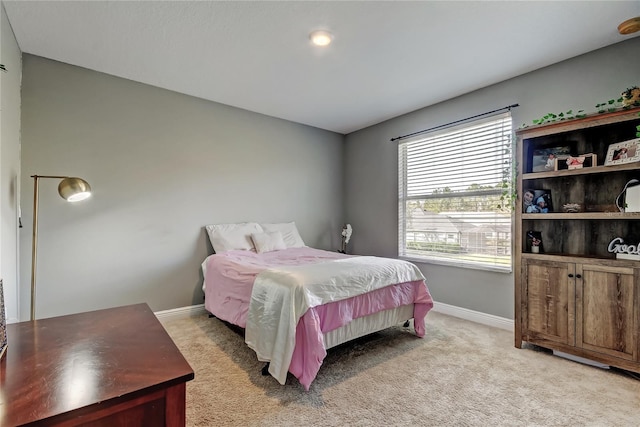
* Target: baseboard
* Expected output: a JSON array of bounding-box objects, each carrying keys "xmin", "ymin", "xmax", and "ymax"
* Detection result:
[
  {"xmin": 153, "ymin": 301, "xmax": 514, "ymax": 332},
  {"xmin": 155, "ymin": 303, "xmax": 207, "ymax": 321},
  {"xmin": 431, "ymin": 301, "xmax": 513, "ymax": 331}
]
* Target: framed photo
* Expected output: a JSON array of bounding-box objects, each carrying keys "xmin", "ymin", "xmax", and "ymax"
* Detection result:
[
  {"xmin": 555, "ymin": 153, "xmax": 597, "ymax": 171},
  {"xmin": 526, "ymin": 230, "xmax": 544, "ymax": 253},
  {"xmin": 523, "ymin": 189, "xmax": 553, "ymax": 213},
  {"xmin": 531, "ymin": 146, "xmax": 571, "ymax": 172},
  {"xmin": 604, "ymin": 138, "xmax": 640, "ymax": 166}
]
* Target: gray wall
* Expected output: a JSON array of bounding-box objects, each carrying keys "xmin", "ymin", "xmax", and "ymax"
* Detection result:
[
  {"xmin": 345, "ymin": 37, "xmax": 640, "ymax": 319},
  {"xmin": 1, "ymin": 3, "xmax": 22, "ymax": 323},
  {"xmin": 15, "ymin": 37, "xmax": 640, "ymax": 322},
  {"xmin": 19, "ymin": 55, "xmax": 344, "ymax": 320}
]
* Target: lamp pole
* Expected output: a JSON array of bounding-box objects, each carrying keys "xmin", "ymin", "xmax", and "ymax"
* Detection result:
[
  {"xmin": 30, "ymin": 176, "xmax": 40, "ymax": 321},
  {"xmin": 30, "ymin": 175, "xmax": 91, "ymax": 321}
]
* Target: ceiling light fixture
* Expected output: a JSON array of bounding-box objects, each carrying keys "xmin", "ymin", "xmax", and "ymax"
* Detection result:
[
  {"xmin": 618, "ymin": 17, "xmax": 640, "ymax": 35},
  {"xmin": 309, "ymin": 30, "xmax": 333, "ymax": 47}
]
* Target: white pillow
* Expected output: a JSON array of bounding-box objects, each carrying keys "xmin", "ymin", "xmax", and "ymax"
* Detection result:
[
  {"xmin": 251, "ymin": 231, "xmax": 287, "ymax": 254},
  {"xmin": 205, "ymin": 222, "xmax": 263, "ymax": 253},
  {"xmin": 259, "ymin": 222, "xmax": 306, "ymax": 248}
]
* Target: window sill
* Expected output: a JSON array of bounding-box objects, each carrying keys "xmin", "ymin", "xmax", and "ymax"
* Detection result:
[{"xmin": 399, "ymin": 255, "xmax": 513, "ymax": 274}]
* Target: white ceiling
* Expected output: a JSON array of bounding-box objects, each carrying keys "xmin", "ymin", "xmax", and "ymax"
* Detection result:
[{"xmin": 3, "ymin": 1, "xmax": 639, "ymax": 134}]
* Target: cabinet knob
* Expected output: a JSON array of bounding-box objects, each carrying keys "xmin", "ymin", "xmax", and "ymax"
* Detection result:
[
  {"xmin": 576, "ymin": 274, "xmax": 582, "ymax": 279},
  {"xmin": 568, "ymin": 274, "xmax": 574, "ymax": 278}
]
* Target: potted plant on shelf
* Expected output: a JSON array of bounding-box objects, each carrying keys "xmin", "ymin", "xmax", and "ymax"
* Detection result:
[{"xmin": 622, "ymin": 86, "xmax": 640, "ymax": 107}]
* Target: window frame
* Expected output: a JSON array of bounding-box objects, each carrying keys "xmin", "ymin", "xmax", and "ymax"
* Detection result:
[{"xmin": 398, "ymin": 112, "xmax": 513, "ymax": 273}]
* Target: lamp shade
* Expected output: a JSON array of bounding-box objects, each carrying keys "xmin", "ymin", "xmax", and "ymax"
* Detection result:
[{"xmin": 58, "ymin": 177, "xmax": 92, "ymax": 202}]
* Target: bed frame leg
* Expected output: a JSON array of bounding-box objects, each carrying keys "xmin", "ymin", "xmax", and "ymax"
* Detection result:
[
  {"xmin": 403, "ymin": 320, "xmax": 410, "ymax": 327},
  {"xmin": 261, "ymin": 363, "xmax": 270, "ymax": 376}
]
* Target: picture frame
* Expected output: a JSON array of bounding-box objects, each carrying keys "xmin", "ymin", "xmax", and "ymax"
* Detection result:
[
  {"xmin": 526, "ymin": 230, "xmax": 544, "ymax": 253},
  {"xmin": 555, "ymin": 153, "xmax": 597, "ymax": 171},
  {"xmin": 604, "ymin": 138, "xmax": 640, "ymax": 166},
  {"xmin": 531, "ymin": 146, "xmax": 571, "ymax": 172},
  {"xmin": 523, "ymin": 189, "xmax": 553, "ymax": 213}
]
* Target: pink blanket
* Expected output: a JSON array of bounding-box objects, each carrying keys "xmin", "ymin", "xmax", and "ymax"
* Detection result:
[{"xmin": 202, "ymin": 247, "xmax": 433, "ymax": 390}]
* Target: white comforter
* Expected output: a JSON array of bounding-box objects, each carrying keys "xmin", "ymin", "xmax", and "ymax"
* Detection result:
[{"xmin": 244, "ymin": 255, "xmax": 425, "ymax": 385}]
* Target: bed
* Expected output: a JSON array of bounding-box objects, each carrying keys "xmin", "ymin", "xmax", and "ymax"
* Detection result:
[{"xmin": 201, "ymin": 222, "xmax": 433, "ymax": 390}]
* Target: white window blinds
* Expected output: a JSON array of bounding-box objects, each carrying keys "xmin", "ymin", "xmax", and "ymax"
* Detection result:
[{"xmin": 398, "ymin": 112, "xmax": 513, "ymax": 272}]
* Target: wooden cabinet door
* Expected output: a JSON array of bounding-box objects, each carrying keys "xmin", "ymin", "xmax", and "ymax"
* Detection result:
[
  {"xmin": 576, "ymin": 264, "xmax": 638, "ymax": 361},
  {"xmin": 522, "ymin": 259, "xmax": 575, "ymax": 345}
]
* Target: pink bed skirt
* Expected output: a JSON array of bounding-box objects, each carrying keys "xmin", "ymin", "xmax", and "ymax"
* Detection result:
[{"xmin": 289, "ymin": 279, "xmax": 432, "ymax": 390}]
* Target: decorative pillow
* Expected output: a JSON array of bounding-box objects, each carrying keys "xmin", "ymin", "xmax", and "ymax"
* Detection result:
[
  {"xmin": 251, "ymin": 231, "xmax": 287, "ymax": 254},
  {"xmin": 205, "ymin": 222, "xmax": 263, "ymax": 253},
  {"xmin": 259, "ymin": 222, "xmax": 306, "ymax": 248}
]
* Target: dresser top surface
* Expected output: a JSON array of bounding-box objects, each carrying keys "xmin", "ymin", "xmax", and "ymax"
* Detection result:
[{"xmin": 0, "ymin": 303, "xmax": 194, "ymax": 426}]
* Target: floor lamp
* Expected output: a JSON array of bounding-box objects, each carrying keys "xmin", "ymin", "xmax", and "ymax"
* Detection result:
[{"xmin": 31, "ymin": 175, "xmax": 92, "ymax": 321}]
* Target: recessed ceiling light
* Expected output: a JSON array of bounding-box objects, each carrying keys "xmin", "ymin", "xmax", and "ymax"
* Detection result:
[
  {"xmin": 309, "ymin": 30, "xmax": 333, "ymax": 47},
  {"xmin": 618, "ymin": 17, "xmax": 640, "ymax": 35}
]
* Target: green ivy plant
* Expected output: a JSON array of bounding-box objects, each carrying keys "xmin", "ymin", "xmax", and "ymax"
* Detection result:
[
  {"xmin": 497, "ymin": 163, "xmax": 517, "ymax": 213},
  {"xmin": 595, "ymin": 98, "xmax": 624, "ymax": 113},
  {"xmin": 497, "ymin": 136, "xmax": 517, "ymax": 212},
  {"xmin": 526, "ymin": 109, "xmax": 586, "ymax": 127},
  {"xmin": 520, "ymin": 85, "xmax": 640, "ymax": 129},
  {"xmin": 598, "ymin": 87, "xmax": 640, "ymax": 112}
]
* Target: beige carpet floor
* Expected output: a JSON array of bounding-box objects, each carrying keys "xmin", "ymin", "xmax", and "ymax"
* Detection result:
[{"xmin": 161, "ymin": 311, "xmax": 640, "ymax": 426}]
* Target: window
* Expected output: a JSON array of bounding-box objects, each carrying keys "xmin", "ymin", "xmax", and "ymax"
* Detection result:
[{"xmin": 398, "ymin": 112, "xmax": 513, "ymax": 272}]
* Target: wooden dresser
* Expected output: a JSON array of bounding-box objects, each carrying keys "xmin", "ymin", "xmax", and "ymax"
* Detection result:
[{"xmin": 0, "ymin": 303, "xmax": 194, "ymax": 426}]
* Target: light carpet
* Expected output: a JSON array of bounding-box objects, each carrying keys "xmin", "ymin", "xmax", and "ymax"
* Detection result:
[{"xmin": 161, "ymin": 311, "xmax": 640, "ymax": 426}]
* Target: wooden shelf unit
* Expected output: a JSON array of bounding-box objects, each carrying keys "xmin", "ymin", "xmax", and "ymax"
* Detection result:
[{"xmin": 514, "ymin": 107, "xmax": 640, "ymax": 373}]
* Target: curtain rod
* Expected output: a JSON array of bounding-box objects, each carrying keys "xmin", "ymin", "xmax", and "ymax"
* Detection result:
[{"xmin": 390, "ymin": 103, "xmax": 519, "ymax": 142}]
